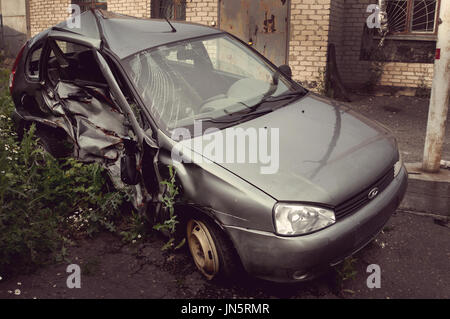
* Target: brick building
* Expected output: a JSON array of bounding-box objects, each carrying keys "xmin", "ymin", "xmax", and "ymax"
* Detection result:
[{"xmin": 8, "ymin": 0, "xmax": 441, "ymax": 91}]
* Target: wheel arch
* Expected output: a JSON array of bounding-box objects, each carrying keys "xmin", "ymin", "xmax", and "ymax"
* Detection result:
[
  {"xmin": 177, "ymin": 203, "xmax": 246, "ymax": 279},
  {"xmin": 174, "ymin": 203, "xmax": 243, "ymax": 259}
]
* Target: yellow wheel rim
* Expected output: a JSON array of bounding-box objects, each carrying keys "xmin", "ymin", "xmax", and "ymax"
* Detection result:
[{"xmin": 187, "ymin": 219, "xmax": 219, "ymax": 280}]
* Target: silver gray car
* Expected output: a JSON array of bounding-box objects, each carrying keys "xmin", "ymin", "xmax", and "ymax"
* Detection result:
[{"xmin": 10, "ymin": 10, "xmax": 407, "ymax": 283}]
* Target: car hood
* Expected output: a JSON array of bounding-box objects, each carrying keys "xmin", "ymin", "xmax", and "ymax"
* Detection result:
[{"xmin": 182, "ymin": 93, "xmax": 398, "ymax": 206}]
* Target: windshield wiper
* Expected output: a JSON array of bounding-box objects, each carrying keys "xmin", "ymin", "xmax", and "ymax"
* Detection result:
[
  {"xmin": 264, "ymin": 89, "xmax": 307, "ymax": 102},
  {"xmin": 238, "ymin": 89, "xmax": 307, "ymax": 114},
  {"xmin": 195, "ymin": 108, "xmax": 274, "ymax": 124},
  {"xmin": 196, "ymin": 89, "xmax": 307, "ymax": 125}
]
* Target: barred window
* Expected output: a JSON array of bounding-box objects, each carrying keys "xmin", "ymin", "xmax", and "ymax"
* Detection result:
[
  {"xmin": 71, "ymin": 0, "xmax": 107, "ymax": 13},
  {"xmin": 385, "ymin": 0, "xmax": 440, "ymax": 34}
]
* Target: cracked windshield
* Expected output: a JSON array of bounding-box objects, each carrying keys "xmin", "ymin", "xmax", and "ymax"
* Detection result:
[{"xmin": 125, "ymin": 34, "xmax": 296, "ymax": 131}]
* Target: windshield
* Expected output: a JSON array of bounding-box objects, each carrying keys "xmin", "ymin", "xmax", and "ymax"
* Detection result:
[{"xmin": 124, "ymin": 34, "xmax": 303, "ymax": 133}]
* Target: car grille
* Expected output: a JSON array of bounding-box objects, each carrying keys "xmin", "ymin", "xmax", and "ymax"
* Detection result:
[{"xmin": 335, "ymin": 167, "xmax": 394, "ymax": 220}]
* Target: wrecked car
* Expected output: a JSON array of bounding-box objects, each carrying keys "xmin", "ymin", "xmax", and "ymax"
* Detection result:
[{"xmin": 10, "ymin": 10, "xmax": 407, "ymax": 283}]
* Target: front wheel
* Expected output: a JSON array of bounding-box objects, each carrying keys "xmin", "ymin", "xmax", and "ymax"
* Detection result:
[{"xmin": 186, "ymin": 217, "xmax": 241, "ymax": 281}]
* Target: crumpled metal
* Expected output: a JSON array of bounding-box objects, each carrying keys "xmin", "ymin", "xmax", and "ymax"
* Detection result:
[{"xmin": 19, "ymin": 80, "xmax": 147, "ymax": 209}]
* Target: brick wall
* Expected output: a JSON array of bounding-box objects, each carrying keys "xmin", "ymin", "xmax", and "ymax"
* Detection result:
[
  {"xmin": 338, "ymin": 0, "xmax": 434, "ymax": 89},
  {"xmin": 185, "ymin": 0, "xmax": 217, "ymax": 26},
  {"xmin": 29, "ymin": 0, "xmax": 151, "ymax": 37},
  {"xmin": 108, "ymin": 0, "xmax": 150, "ymax": 18},
  {"xmin": 379, "ymin": 62, "xmax": 434, "ymax": 87},
  {"xmin": 29, "ymin": 0, "xmax": 70, "ymax": 37},
  {"xmin": 288, "ymin": 0, "xmax": 330, "ymax": 88},
  {"xmin": 27, "ymin": 0, "xmax": 434, "ymax": 89}
]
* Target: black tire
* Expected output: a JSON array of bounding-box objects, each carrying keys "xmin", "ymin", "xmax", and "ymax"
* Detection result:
[
  {"xmin": 34, "ymin": 126, "xmax": 73, "ymax": 158},
  {"xmin": 186, "ymin": 214, "xmax": 242, "ymax": 281}
]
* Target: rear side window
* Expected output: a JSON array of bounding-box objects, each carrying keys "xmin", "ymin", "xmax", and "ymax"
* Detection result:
[
  {"xmin": 26, "ymin": 45, "xmax": 43, "ymax": 79},
  {"xmin": 51, "ymin": 41, "xmax": 87, "ymax": 55},
  {"xmin": 46, "ymin": 40, "xmax": 106, "ymax": 85}
]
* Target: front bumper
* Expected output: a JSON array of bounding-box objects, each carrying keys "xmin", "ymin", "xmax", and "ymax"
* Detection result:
[{"xmin": 224, "ymin": 166, "xmax": 408, "ymax": 283}]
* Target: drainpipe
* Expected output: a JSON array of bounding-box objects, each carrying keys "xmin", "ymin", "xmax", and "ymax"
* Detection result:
[
  {"xmin": 422, "ymin": 0, "xmax": 450, "ymax": 173},
  {"xmin": 0, "ymin": 14, "xmax": 3, "ymax": 50}
]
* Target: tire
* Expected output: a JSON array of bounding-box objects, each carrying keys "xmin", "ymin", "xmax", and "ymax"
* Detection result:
[
  {"xmin": 35, "ymin": 126, "xmax": 73, "ymax": 158},
  {"xmin": 186, "ymin": 215, "xmax": 242, "ymax": 281}
]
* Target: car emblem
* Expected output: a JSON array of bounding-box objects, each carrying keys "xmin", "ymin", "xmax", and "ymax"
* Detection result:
[{"xmin": 368, "ymin": 187, "xmax": 379, "ymax": 200}]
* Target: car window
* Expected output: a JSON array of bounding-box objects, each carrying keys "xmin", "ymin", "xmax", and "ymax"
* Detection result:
[
  {"xmin": 203, "ymin": 37, "xmax": 272, "ymax": 82},
  {"xmin": 164, "ymin": 46, "xmax": 194, "ymax": 65},
  {"xmin": 46, "ymin": 40, "xmax": 107, "ymax": 86},
  {"xmin": 27, "ymin": 45, "xmax": 43, "ymax": 79},
  {"xmin": 125, "ymin": 34, "xmax": 295, "ymax": 133},
  {"xmin": 54, "ymin": 41, "xmax": 86, "ymax": 55}
]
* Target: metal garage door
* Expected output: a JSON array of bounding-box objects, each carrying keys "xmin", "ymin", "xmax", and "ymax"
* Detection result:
[{"xmin": 219, "ymin": 0, "xmax": 289, "ymax": 66}]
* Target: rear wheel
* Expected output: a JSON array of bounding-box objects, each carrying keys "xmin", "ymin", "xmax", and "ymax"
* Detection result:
[{"xmin": 186, "ymin": 216, "xmax": 241, "ymax": 280}]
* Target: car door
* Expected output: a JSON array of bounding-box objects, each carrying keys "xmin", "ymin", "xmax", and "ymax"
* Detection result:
[
  {"xmin": 42, "ymin": 34, "xmax": 162, "ymax": 210},
  {"xmin": 18, "ymin": 38, "xmax": 49, "ymax": 120},
  {"xmin": 39, "ymin": 38, "xmax": 125, "ymax": 157}
]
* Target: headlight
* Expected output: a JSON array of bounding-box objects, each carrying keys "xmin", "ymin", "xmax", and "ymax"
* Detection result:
[
  {"xmin": 394, "ymin": 152, "xmax": 403, "ymax": 177},
  {"xmin": 273, "ymin": 204, "xmax": 336, "ymax": 236}
]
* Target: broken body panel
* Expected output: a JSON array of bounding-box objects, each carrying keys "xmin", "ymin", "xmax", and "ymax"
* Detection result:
[{"xmin": 12, "ymin": 11, "xmax": 165, "ymax": 211}]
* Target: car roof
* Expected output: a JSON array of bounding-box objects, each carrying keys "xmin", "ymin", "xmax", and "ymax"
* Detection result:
[{"xmin": 53, "ymin": 9, "xmax": 223, "ymax": 59}]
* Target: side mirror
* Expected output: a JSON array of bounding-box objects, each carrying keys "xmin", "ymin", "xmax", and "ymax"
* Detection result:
[
  {"xmin": 278, "ymin": 64, "xmax": 292, "ymax": 78},
  {"xmin": 120, "ymin": 139, "xmax": 140, "ymax": 185}
]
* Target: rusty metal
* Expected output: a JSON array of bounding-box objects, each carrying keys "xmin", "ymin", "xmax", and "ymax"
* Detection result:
[
  {"xmin": 219, "ymin": 0, "xmax": 289, "ymax": 66},
  {"xmin": 186, "ymin": 219, "xmax": 220, "ymax": 280}
]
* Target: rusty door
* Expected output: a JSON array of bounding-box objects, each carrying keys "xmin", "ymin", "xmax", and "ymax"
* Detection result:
[{"xmin": 219, "ymin": 0, "xmax": 289, "ymax": 66}]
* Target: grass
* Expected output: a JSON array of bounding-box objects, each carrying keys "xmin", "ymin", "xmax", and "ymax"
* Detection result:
[
  {"xmin": 0, "ymin": 60, "xmax": 183, "ymax": 279},
  {"xmin": 0, "ymin": 66, "xmax": 130, "ymax": 277},
  {"xmin": 334, "ymin": 256, "xmax": 358, "ymax": 294}
]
